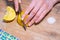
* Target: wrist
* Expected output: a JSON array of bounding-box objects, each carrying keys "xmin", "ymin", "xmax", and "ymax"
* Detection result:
[
  {"xmin": 56, "ymin": 0, "xmax": 60, "ymax": 2},
  {"xmin": 58, "ymin": 0, "xmax": 60, "ymax": 2},
  {"xmin": 55, "ymin": 0, "xmax": 59, "ymax": 3},
  {"xmin": 53, "ymin": 0, "xmax": 60, "ymax": 4},
  {"xmin": 52, "ymin": 0, "xmax": 58, "ymax": 4}
]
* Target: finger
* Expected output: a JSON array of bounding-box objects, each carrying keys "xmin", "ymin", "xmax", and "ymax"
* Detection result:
[
  {"xmin": 28, "ymin": 3, "xmax": 47, "ymax": 26},
  {"xmin": 25, "ymin": 0, "xmax": 44, "ymax": 25},
  {"xmin": 35, "ymin": 0, "xmax": 53, "ymax": 23},
  {"xmin": 35, "ymin": 5, "xmax": 53, "ymax": 23},
  {"xmin": 8, "ymin": 0, "xmax": 13, "ymax": 1},
  {"xmin": 22, "ymin": 0, "xmax": 37, "ymax": 20},
  {"xmin": 14, "ymin": 0, "xmax": 19, "ymax": 12},
  {"xmin": 28, "ymin": 18, "xmax": 35, "ymax": 26}
]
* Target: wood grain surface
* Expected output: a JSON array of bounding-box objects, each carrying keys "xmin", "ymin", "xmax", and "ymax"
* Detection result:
[{"xmin": 0, "ymin": 0, "xmax": 60, "ymax": 40}]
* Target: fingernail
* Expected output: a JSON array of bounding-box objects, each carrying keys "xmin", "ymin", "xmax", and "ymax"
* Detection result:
[
  {"xmin": 28, "ymin": 24, "xmax": 31, "ymax": 26},
  {"xmin": 25, "ymin": 21, "xmax": 27, "ymax": 24},
  {"xmin": 21, "ymin": 17, "xmax": 24, "ymax": 20},
  {"xmin": 15, "ymin": 6, "xmax": 18, "ymax": 12},
  {"xmin": 16, "ymin": 8, "xmax": 18, "ymax": 12},
  {"xmin": 16, "ymin": 10, "xmax": 17, "ymax": 12},
  {"xmin": 28, "ymin": 23, "xmax": 31, "ymax": 26},
  {"xmin": 25, "ymin": 22, "xmax": 27, "ymax": 24},
  {"xmin": 22, "ymin": 16, "xmax": 24, "ymax": 20},
  {"xmin": 19, "ymin": 0, "xmax": 21, "ymax": 3},
  {"xmin": 35, "ymin": 21, "xmax": 38, "ymax": 23}
]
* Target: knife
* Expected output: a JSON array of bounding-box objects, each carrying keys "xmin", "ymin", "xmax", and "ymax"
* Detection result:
[{"xmin": 5, "ymin": 0, "xmax": 26, "ymax": 30}]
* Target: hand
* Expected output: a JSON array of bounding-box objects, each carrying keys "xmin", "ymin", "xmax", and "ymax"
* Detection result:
[
  {"xmin": 8, "ymin": 0, "xmax": 21, "ymax": 12},
  {"xmin": 22, "ymin": 0, "xmax": 58, "ymax": 26}
]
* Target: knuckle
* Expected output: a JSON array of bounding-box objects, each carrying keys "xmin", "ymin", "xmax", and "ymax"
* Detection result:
[
  {"xmin": 36, "ymin": 15, "xmax": 40, "ymax": 18},
  {"xmin": 32, "ymin": 10, "xmax": 36, "ymax": 15},
  {"xmin": 44, "ymin": 3, "xmax": 48, "ymax": 9}
]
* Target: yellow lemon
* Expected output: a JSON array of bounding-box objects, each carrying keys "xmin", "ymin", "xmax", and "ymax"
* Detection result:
[
  {"xmin": 17, "ymin": 11, "xmax": 28, "ymax": 27},
  {"xmin": 17, "ymin": 12, "xmax": 23, "ymax": 26},
  {"xmin": 3, "ymin": 6, "xmax": 16, "ymax": 22}
]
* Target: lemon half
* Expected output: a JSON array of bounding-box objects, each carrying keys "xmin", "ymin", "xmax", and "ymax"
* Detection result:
[
  {"xmin": 17, "ymin": 11, "xmax": 28, "ymax": 27},
  {"xmin": 17, "ymin": 12, "xmax": 23, "ymax": 26},
  {"xmin": 3, "ymin": 6, "xmax": 16, "ymax": 22}
]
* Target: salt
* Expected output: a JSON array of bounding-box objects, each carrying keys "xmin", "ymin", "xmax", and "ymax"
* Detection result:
[{"xmin": 47, "ymin": 17, "xmax": 56, "ymax": 24}]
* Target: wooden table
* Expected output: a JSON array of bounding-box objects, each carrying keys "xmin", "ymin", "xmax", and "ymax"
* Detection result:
[{"xmin": 0, "ymin": 0, "xmax": 60, "ymax": 40}]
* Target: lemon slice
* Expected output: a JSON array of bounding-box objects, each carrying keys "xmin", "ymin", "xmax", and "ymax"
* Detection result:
[
  {"xmin": 17, "ymin": 11, "xmax": 28, "ymax": 27},
  {"xmin": 3, "ymin": 6, "xmax": 16, "ymax": 22}
]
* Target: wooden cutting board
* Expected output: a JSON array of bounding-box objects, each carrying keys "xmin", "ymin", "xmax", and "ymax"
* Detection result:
[{"xmin": 0, "ymin": 0, "xmax": 60, "ymax": 40}]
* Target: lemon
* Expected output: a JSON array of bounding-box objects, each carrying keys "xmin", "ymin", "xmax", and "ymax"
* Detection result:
[
  {"xmin": 17, "ymin": 12, "xmax": 23, "ymax": 26},
  {"xmin": 17, "ymin": 11, "xmax": 28, "ymax": 27},
  {"xmin": 3, "ymin": 6, "xmax": 16, "ymax": 22}
]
